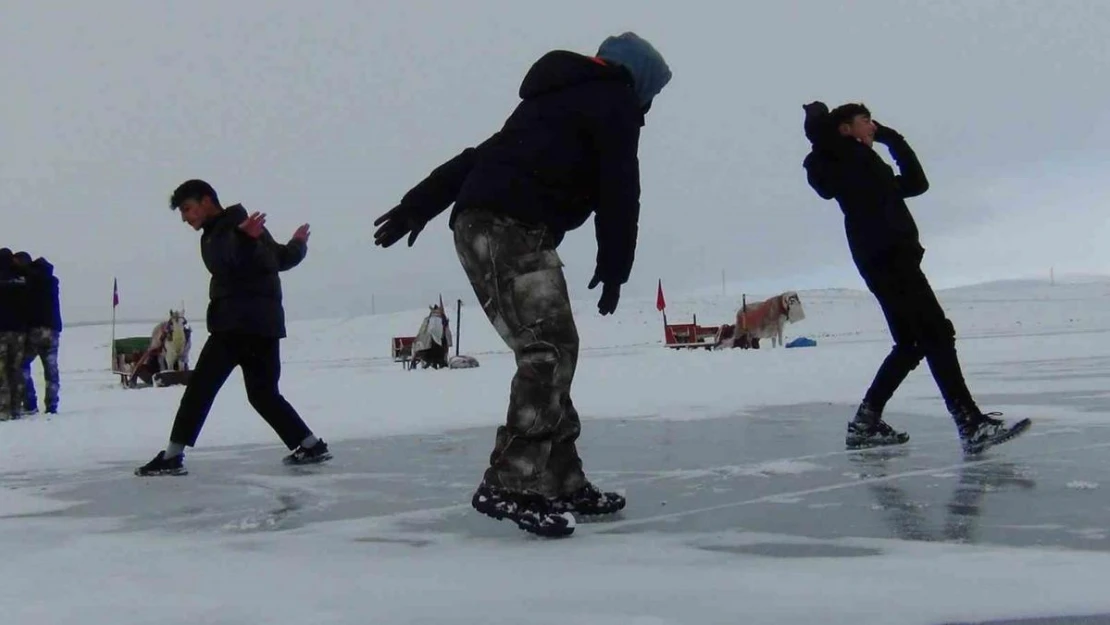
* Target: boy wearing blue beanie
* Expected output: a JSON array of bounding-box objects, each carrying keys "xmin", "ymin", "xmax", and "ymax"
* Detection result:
[{"xmin": 373, "ymin": 32, "xmax": 671, "ymax": 537}]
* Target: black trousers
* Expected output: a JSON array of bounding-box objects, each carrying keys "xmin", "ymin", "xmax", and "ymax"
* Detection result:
[
  {"xmin": 169, "ymin": 332, "xmax": 311, "ymax": 450},
  {"xmin": 859, "ymin": 251, "xmax": 976, "ymax": 414}
]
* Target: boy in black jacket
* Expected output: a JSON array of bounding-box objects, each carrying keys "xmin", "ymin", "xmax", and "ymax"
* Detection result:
[
  {"xmin": 802, "ymin": 102, "xmax": 1030, "ymax": 455},
  {"xmin": 373, "ymin": 32, "xmax": 671, "ymax": 537},
  {"xmin": 21, "ymin": 255, "xmax": 62, "ymax": 415},
  {"xmin": 136, "ymin": 179, "xmax": 331, "ymax": 476},
  {"xmin": 0, "ymin": 249, "xmax": 29, "ymax": 421}
]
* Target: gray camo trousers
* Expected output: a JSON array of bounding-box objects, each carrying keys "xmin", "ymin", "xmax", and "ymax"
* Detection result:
[
  {"xmin": 23, "ymin": 327, "xmax": 60, "ymax": 411},
  {"xmin": 0, "ymin": 332, "xmax": 27, "ymax": 420},
  {"xmin": 453, "ymin": 208, "xmax": 586, "ymax": 499}
]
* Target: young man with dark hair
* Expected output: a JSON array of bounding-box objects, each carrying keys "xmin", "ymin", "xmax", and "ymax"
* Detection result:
[
  {"xmin": 0, "ymin": 248, "xmax": 29, "ymax": 421},
  {"xmin": 802, "ymin": 101, "xmax": 1030, "ymax": 455},
  {"xmin": 135, "ymin": 179, "xmax": 331, "ymax": 476},
  {"xmin": 22, "ymin": 255, "xmax": 62, "ymax": 414},
  {"xmin": 373, "ymin": 32, "xmax": 671, "ymax": 537}
]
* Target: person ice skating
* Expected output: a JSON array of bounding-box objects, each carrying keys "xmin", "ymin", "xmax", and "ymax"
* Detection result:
[
  {"xmin": 135, "ymin": 179, "xmax": 331, "ymax": 476},
  {"xmin": 372, "ymin": 32, "xmax": 672, "ymax": 537},
  {"xmin": 21, "ymin": 255, "xmax": 62, "ymax": 415},
  {"xmin": 0, "ymin": 249, "xmax": 30, "ymax": 421},
  {"xmin": 801, "ymin": 102, "xmax": 1030, "ymax": 455}
]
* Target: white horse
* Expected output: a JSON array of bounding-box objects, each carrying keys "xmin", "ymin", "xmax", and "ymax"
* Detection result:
[
  {"xmin": 153, "ymin": 310, "xmax": 192, "ymax": 372},
  {"xmin": 736, "ymin": 291, "xmax": 806, "ymax": 348}
]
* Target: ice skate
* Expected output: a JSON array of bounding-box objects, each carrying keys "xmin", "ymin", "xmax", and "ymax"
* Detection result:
[
  {"xmin": 845, "ymin": 402, "xmax": 909, "ymax": 449},
  {"xmin": 955, "ymin": 409, "xmax": 1031, "ymax": 455},
  {"xmin": 549, "ymin": 482, "xmax": 626, "ymax": 516},
  {"xmin": 283, "ymin": 439, "xmax": 332, "ymax": 465}
]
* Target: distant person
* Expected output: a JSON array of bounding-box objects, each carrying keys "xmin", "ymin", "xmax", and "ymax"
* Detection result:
[
  {"xmin": 135, "ymin": 179, "xmax": 331, "ymax": 476},
  {"xmin": 21, "ymin": 255, "xmax": 62, "ymax": 415},
  {"xmin": 373, "ymin": 32, "xmax": 671, "ymax": 536},
  {"xmin": 0, "ymin": 249, "xmax": 29, "ymax": 420},
  {"xmin": 801, "ymin": 101, "xmax": 1030, "ymax": 455}
]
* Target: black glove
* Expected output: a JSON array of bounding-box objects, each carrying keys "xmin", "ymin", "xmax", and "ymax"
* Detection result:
[
  {"xmin": 872, "ymin": 120, "xmax": 903, "ymax": 144},
  {"xmin": 588, "ymin": 273, "xmax": 621, "ymax": 315},
  {"xmin": 373, "ymin": 204, "xmax": 426, "ymax": 248}
]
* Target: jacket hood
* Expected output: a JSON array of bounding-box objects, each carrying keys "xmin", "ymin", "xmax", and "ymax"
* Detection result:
[
  {"xmin": 596, "ymin": 32, "xmax": 672, "ymax": 107},
  {"xmin": 204, "ymin": 203, "xmax": 248, "ymax": 231},
  {"xmin": 519, "ymin": 51, "xmax": 633, "ymax": 100},
  {"xmin": 31, "ymin": 257, "xmax": 55, "ymax": 276}
]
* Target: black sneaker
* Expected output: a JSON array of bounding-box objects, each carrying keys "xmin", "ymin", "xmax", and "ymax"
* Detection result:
[
  {"xmin": 134, "ymin": 451, "xmax": 187, "ymax": 476},
  {"xmin": 957, "ymin": 411, "xmax": 1031, "ymax": 455},
  {"xmin": 471, "ymin": 482, "xmax": 575, "ymax": 538},
  {"xmin": 283, "ymin": 439, "xmax": 332, "ymax": 465},
  {"xmin": 549, "ymin": 483, "xmax": 626, "ymax": 516},
  {"xmin": 845, "ymin": 403, "xmax": 909, "ymax": 449}
]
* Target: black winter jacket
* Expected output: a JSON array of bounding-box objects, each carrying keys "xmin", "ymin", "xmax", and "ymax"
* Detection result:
[
  {"xmin": 803, "ymin": 129, "xmax": 929, "ymax": 273},
  {"xmin": 199, "ymin": 204, "xmax": 306, "ymax": 338},
  {"xmin": 0, "ymin": 257, "xmax": 29, "ymax": 333},
  {"xmin": 397, "ymin": 51, "xmax": 647, "ymax": 286},
  {"xmin": 27, "ymin": 258, "xmax": 62, "ymax": 332}
]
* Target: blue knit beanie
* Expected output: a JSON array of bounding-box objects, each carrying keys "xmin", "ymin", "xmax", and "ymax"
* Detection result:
[{"xmin": 597, "ymin": 32, "xmax": 672, "ymax": 107}]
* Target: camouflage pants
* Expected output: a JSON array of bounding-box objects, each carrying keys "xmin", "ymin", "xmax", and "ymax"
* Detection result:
[
  {"xmin": 0, "ymin": 332, "xmax": 27, "ymax": 419},
  {"xmin": 453, "ymin": 208, "xmax": 586, "ymax": 499},
  {"xmin": 22, "ymin": 327, "xmax": 60, "ymax": 411}
]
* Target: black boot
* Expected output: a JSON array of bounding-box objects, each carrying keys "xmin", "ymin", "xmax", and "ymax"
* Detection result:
[
  {"xmin": 471, "ymin": 481, "xmax": 575, "ymax": 538},
  {"xmin": 283, "ymin": 439, "xmax": 332, "ymax": 465},
  {"xmin": 845, "ymin": 402, "xmax": 909, "ymax": 449},
  {"xmin": 134, "ymin": 450, "xmax": 187, "ymax": 476},
  {"xmin": 952, "ymin": 406, "xmax": 1031, "ymax": 455},
  {"xmin": 549, "ymin": 482, "xmax": 626, "ymax": 516}
]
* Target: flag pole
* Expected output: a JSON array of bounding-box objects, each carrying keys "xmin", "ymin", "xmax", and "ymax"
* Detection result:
[
  {"xmin": 110, "ymin": 278, "xmax": 118, "ymax": 370},
  {"xmin": 656, "ymin": 279, "xmax": 668, "ymax": 341}
]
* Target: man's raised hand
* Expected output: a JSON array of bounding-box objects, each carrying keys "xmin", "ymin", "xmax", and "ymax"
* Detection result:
[{"xmin": 292, "ymin": 223, "xmax": 311, "ymax": 243}]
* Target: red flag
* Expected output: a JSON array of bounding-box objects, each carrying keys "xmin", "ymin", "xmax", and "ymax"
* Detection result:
[
  {"xmin": 655, "ymin": 279, "xmax": 666, "ymax": 312},
  {"xmin": 113, "ymin": 278, "xmax": 119, "ymax": 307}
]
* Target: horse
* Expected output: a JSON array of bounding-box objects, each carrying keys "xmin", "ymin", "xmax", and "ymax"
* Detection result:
[{"xmin": 153, "ymin": 310, "xmax": 192, "ymax": 372}]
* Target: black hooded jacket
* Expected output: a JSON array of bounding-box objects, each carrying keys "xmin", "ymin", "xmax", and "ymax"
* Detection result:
[
  {"xmin": 27, "ymin": 258, "xmax": 62, "ymax": 332},
  {"xmin": 395, "ymin": 51, "xmax": 647, "ymax": 286},
  {"xmin": 803, "ymin": 123, "xmax": 929, "ymax": 272},
  {"xmin": 199, "ymin": 204, "xmax": 307, "ymax": 338},
  {"xmin": 0, "ymin": 255, "xmax": 29, "ymax": 333}
]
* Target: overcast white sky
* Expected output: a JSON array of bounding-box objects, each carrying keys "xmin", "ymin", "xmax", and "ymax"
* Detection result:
[{"xmin": 4, "ymin": 0, "xmax": 1110, "ymax": 324}]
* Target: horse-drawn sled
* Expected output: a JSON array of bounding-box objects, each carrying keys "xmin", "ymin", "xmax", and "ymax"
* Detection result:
[
  {"xmin": 391, "ymin": 299, "xmax": 480, "ymax": 370},
  {"xmin": 663, "ymin": 292, "xmax": 806, "ymax": 351},
  {"xmin": 112, "ymin": 309, "xmax": 194, "ymax": 388}
]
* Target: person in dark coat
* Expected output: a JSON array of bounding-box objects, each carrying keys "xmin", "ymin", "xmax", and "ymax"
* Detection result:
[
  {"xmin": 0, "ymin": 249, "xmax": 30, "ymax": 420},
  {"xmin": 135, "ymin": 179, "xmax": 332, "ymax": 476},
  {"xmin": 801, "ymin": 101, "xmax": 1030, "ymax": 455},
  {"xmin": 21, "ymin": 255, "xmax": 62, "ymax": 414},
  {"xmin": 373, "ymin": 32, "xmax": 671, "ymax": 537}
]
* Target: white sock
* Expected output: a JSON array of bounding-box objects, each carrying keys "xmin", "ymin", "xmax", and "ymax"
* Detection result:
[
  {"xmin": 165, "ymin": 442, "xmax": 185, "ymax": 458},
  {"xmin": 300, "ymin": 435, "xmax": 319, "ymax": 449}
]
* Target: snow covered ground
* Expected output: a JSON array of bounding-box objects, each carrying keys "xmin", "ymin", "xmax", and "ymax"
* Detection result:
[{"xmin": 3, "ymin": 278, "xmax": 1110, "ymax": 624}]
